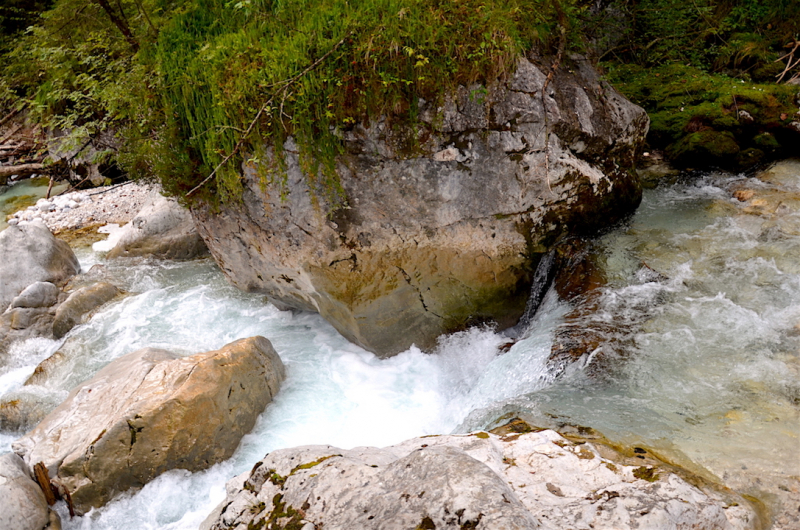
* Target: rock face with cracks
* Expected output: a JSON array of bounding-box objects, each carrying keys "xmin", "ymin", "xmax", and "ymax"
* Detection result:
[
  {"xmin": 192, "ymin": 55, "xmax": 649, "ymax": 357},
  {"xmin": 12, "ymin": 336, "xmax": 286, "ymax": 514},
  {"xmin": 200, "ymin": 430, "xmax": 757, "ymax": 530}
]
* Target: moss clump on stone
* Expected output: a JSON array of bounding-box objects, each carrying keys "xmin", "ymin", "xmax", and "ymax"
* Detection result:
[
  {"xmin": 604, "ymin": 62, "xmax": 800, "ymax": 170},
  {"xmin": 633, "ymin": 466, "xmax": 660, "ymax": 482}
]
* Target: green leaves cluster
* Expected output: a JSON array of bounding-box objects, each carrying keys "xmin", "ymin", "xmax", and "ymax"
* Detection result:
[
  {"xmin": 1, "ymin": 0, "xmax": 579, "ymax": 206},
  {"xmin": 596, "ymin": 0, "xmax": 799, "ymax": 79}
]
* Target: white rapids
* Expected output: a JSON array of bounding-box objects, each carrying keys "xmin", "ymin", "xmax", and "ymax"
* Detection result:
[{"xmin": 1, "ymin": 161, "xmax": 799, "ymax": 529}]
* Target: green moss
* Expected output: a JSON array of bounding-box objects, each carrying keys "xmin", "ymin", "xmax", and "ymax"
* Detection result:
[
  {"xmin": 666, "ymin": 130, "xmax": 740, "ymax": 167},
  {"xmin": 633, "ymin": 466, "xmax": 660, "ymax": 482},
  {"xmin": 753, "ymin": 132, "xmax": 780, "ymax": 150},
  {"xmin": 268, "ymin": 470, "xmax": 286, "ymax": 486},
  {"xmin": 474, "ymin": 431, "xmax": 490, "ymax": 439},
  {"xmin": 289, "ymin": 454, "xmax": 340, "ymax": 476},
  {"xmin": 131, "ymin": 0, "xmax": 577, "ymax": 205},
  {"xmin": 604, "ymin": 62, "xmax": 800, "ymax": 169}
]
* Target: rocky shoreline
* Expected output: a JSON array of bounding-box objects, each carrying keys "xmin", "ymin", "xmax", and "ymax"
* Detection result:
[
  {"xmin": 1, "ymin": 169, "xmax": 795, "ymax": 529},
  {"xmin": 6, "ymin": 181, "xmax": 156, "ymax": 234}
]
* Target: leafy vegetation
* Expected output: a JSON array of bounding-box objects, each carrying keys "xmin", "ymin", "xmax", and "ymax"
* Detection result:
[
  {"xmin": 1, "ymin": 0, "xmax": 798, "ymax": 200},
  {"xmin": 1, "ymin": 0, "xmax": 580, "ymax": 205},
  {"xmin": 594, "ymin": 0, "xmax": 800, "ymax": 169}
]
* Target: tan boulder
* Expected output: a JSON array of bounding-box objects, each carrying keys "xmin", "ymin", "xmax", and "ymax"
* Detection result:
[
  {"xmin": 51, "ymin": 281, "xmax": 121, "ymax": 338},
  {"xmin": 12, "ymin": 336, "xmax": 286, "ymax": 514},
  {"xmin": 0, "ymin": 221, "xmax": 79, "ymax": 311}
]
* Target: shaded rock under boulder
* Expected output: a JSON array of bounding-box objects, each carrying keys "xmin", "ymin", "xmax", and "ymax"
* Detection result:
[
  {"xmin": 12, "ymin": 336, "xmax": 286, "ymax": 514},
  {"xmin": 0, "ymin": 222, "xmax": 79, "ymax": 311},
  {"xmin": 106, "ymin": 193, "xmax": 208, "ymax": 260},
  {"xmin": 10, "ymin": 282, "xmax": 61, "ymax": 310},
  {"xmin": 201, "ymin": 429, "xmax": 757, "ymax": 530},
  {"xmin": 192, "ymin": 55, "xmax": 648, "ymax": 357},
  {"xmin": 0, "ymin": 452, "xmax": 60, "ymax": 530},
  {"xmin": 52, "ymin": 282, "xmax": 121, "ymax": 339}
]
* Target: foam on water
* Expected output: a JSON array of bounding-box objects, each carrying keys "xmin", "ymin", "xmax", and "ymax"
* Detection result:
[
  {"xmin": 3, "ymin": 164, "xmax": 800, "ymax": 528},
  {"xmin": 1, "ymin": 252, "xmax": 564, "ymax": 529}
]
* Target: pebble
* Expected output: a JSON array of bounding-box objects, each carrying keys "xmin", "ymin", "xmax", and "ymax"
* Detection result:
[{"xmin": 10, "ymin": 181, "xmax": 158, "ymax": 233}]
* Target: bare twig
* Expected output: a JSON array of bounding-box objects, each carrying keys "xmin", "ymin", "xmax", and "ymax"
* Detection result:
[
  {"xmin": 0, "ymin": 124, "xmax": 23, "ymax": 145},
  {"xmin": 0, "ymin": 108, "xmax": 21, "ymax": 129},
  {"xmin": 541, "ymin": 23, "xmax": 567, "ymax": 195},
  {"xmin": 776, "ymin": 40, "xmax": 800, "ymax": 83},
  {"xmin": 186, "ymin": 33, "xmax": 351, "ymax": 198}
]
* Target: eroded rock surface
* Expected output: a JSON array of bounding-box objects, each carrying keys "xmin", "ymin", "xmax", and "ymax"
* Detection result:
[
  {"xmin": 12, "ymin": 336, "xmax": 286, "ymax": 514},
  {"xmin": 0, "ymin": 222, "xmax": 79, "ymax": 311},
  {"xmin": 201, "ymin": 429, "xmax": 757, "ymax": 530},
  {"xmin": 0, "ymin": 452, "xmax": 60, "ymax": 530},
  {"xmin": 107, "ymin": 193, "xmax": 208, "ymax": 260},
  {"xmin": 193, "ymin": 55, "xmax": 648, "ymax": 357}
]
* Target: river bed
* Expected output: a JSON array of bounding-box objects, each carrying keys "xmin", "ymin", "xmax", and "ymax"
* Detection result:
[{"xmin": 1, "ymin": 162, "xmax": 799, "ymax": 529}]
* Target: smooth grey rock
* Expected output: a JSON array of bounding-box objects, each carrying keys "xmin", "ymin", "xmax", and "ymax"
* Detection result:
[
  {"xmin": 106, "ymin": 193, "xmax": 208, "ymax": 260},
  {"xmin": 11, "ymin": 282, "xmax": 60, "ymax": 309},
  {"xmin": 0, "ymin": 452, "xmax": 60, "ymax": 530},
  {"xmin": 201, "ymin": 431, "xmax": 757, "ymax": 530},
  {"xmin": 12, "ymin": 336, "xmax": 285, "ymax": 514},
  {"xmin": 52, "ymin": 281, "xmax": 120, "ymax": 339},
  {"xmin": 192, "ymin": 55, "xmax": 649, "ymax": 357},
  {"xmin": 0, "ymin": 222, "xmax": 79, "ymax": 312}
]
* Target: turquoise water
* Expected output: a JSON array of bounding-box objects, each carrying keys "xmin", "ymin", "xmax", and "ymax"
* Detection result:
[{"xmin": 1, "ymin": 162, "xmax": 799, "ymax": 528}]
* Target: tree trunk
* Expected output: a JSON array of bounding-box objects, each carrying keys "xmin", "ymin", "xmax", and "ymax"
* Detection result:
[
  {"xmin": 94, "ymin": 0, "xmax": 139, "ymax": 51},
  {"xmin": 0, "ymin": 163, "xmax": 45, "ymax": 179}
]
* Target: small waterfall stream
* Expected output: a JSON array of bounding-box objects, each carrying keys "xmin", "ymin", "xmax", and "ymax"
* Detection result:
[{"xmin": 1, "ymin": 162, "xmax": 799, "ymax": 528}]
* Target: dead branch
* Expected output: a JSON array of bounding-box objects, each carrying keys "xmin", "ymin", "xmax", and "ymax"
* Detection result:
[
  {"xmin": 541, "ymin": 23, "xmax": 567, "ymax": 194},
  {"xmin": 0, "ymin": 108, "xmax": 21, "ymax": 129},
  {"xmin": 0, "ymin": 124, "xmax": 23, "ymax": 145},
  {"xmin": 0, "ymin": 163, "xmax": 45, "ymax": 178},
  {"xmin": 776, "ymin": 40, "xmax": 800, "ymax": 83}
]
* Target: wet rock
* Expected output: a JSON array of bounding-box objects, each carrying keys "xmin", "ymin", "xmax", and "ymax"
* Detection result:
[
  {"xmin": 193, "ymin": 55, "xmax": 648, "ymax": 357},
  {"xmin": 0, "ymin": 452, "xmax": 60, "ymax": 530},
  {"xmin": 52, "ymin": 282, "xmax": 121, "ymax": 339},
  {"xmin": 11, "ymin": 282, "xmax": 60, "ymax": 309},
  {"xmin": 0, "ymin": 394, "xmax": 54, "ymax": 433},
  {"xmin": 12, "ymin": 336, "xmax": 285, "ymax": 514},
  {"xmin": 201, "ymin": 429, "xmax": 757, "ymax": 530},
  {"xmin": 0, "ymin": 222, "xmax": 79, "ymax": 312},
  {"xmin": 106, "ymin": 193, "xmax": 208, "ymax": 260},
  {"xmin": 667, "ymin": 130, "xmax": 740, "ymax": 169}
]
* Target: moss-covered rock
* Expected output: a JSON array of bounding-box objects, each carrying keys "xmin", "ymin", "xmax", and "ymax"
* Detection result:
[
  {"xmin": 605, "ymin": 63, "xmax": 800, "ymax": 170},
  {"xmin": 666, "ymin": 130, "xmax": 740, "ymax": 168}
]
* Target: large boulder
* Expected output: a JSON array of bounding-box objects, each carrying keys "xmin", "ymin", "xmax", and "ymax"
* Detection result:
[
  {"xmin": 0, "ymin": 452, "xmax": 60, "ymax": 530},
  {"xmin": 106, "ymin": 193, "xmax": 208, "ymax": 260},
  {"xmin": 192, "ymin": 55, "xmax": 648, "ymax": 357},
  {"xmin": 51, "ymin": 281, "xmax": 121, "ymax": 339},
  {"xmin": 0, "ymin": 221, "xmax": 79, "ymax": 311},
  {"xmin": 12, "ymin": 336, "xmax": 286, "ymax": 514},
  {"xmin": 201, "ymin": 429, "xmax": 756, "ymax": 530}
]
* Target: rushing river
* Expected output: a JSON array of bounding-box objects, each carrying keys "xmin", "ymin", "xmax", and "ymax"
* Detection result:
[{"xmin": 1, "ymin": 162, "xmax": 799, "ymax": 529}]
